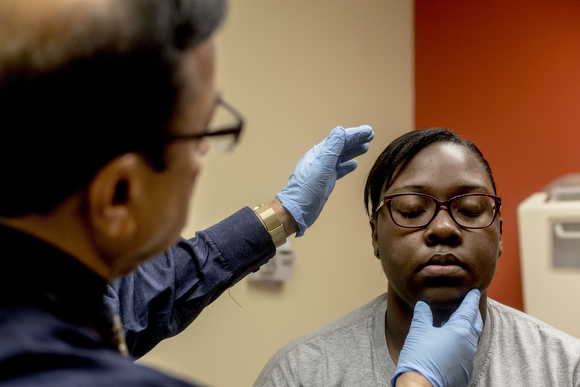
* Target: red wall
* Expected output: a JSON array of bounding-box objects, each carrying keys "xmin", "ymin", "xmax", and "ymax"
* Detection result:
[{"xmin": 415, "ymin": 0, "xmax": 580, "ymax": 311}]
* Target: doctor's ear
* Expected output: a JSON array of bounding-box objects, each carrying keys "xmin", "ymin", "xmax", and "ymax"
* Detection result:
[{"xmin": 85, "ymin": 153, "xmax": 147, "ymax": 240}]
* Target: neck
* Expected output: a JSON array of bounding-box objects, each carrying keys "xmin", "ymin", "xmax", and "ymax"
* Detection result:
[
  {"xmin": 0, "ymin": 194, "xmax": 114, "ymax": 281},
  {"xmin": 385, "ymin": 288, "xmax": 487, "ymax": 364}
]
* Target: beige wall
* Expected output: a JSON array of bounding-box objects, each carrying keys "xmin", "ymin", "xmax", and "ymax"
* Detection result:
[{"xmin": 138, "ymin": 1, "xmax": 413, "ymax": 385}]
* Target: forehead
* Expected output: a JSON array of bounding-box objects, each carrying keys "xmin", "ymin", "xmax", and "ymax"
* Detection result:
[
  {"xmin": 179, "ymin": 39, "xmax": 216, "ymax": 100},
  {"xmin": 387, "ymin": 142, "xmax": 494, "ymax": 197},
  {"xmin": 172, "ymin": 39, "xmax": 217, "ymax": 134}
]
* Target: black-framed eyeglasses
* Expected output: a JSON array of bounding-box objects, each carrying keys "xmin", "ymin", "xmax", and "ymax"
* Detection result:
[
  {"xmin": 375, "ymin": 193, "xmax": 502, "ymax": 229},
  {"xmin": 163, "ymin": 95, "xmax": 244, "ymax": 152}
]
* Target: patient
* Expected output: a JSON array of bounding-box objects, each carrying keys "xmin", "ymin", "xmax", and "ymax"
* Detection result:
[{"xmin": 254, "ymin": 128, "xmax": 580, "ymax": 387}]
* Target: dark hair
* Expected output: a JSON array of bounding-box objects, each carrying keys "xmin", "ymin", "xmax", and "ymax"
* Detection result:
[
  {"xmin": 363, "ymin": 128, "xmax": 497, "ymax": 218},
  {"xmin": 0, "ymin": 0, "xmax": 227, "ymax": 217}
]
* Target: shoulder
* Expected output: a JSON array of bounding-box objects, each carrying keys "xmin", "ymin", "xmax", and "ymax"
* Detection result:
[
  {"xmin": 274, "ymin": 293, "xmax": 386, "ymax": 357},
  {"xmin": 2, "ymin": 353, "xmax": 199, "ymax": 387},
  {"xmin": 469, "ymin": 299, "xmax": 580, "ymax": 386},
  {"xmin": 0, "ymin": 305, "xmax": 197, "ymax": 387},
  {"xmin": 489, "ymin": 299, "xmax": 580, "ymax": 340},
  {"xmin": 254, "ymin": 294, "xmax": 388, "ymax": 386},
  {"xmin": 487, "ymin": 298, "xmax": 580, "ymax": 355}
]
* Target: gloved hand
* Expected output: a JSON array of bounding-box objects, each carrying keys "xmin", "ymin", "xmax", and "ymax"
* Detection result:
[
  {"xmin": 276, "ymin": 125, "xmax": 374, "ymax": 237},
  {"xmin": 391, "ymin": 289, "xmax": 483, "ymax": 387}
]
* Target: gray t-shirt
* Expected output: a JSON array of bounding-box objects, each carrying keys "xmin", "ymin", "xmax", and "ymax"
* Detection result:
[{"xmin": 254, "ymin": 293, "xmax": 580, "ymax": 386}]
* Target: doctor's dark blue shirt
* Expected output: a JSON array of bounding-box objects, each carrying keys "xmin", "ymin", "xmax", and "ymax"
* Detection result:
[{"xmin": 0, "ymin": 207, "xmax": 275, "ymax": 386}]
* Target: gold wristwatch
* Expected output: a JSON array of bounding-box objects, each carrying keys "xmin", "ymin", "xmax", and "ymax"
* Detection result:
[{"xmin": 253, "ymin": 204, "xmax": 286, "ymax": 248}]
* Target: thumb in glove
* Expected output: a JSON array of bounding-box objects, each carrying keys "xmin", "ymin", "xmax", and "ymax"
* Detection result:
[{"xmin": 391, "ymin": 289, "xmax": 483, "ymax": 387}]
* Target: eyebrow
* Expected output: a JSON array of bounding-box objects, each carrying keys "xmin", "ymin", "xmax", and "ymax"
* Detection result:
[{"xmin": 388, "ymin": 184, "xmax": 493, "ymax": 194}]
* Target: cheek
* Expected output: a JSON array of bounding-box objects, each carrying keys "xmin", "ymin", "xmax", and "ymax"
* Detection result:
[
  {"xmin": 164, "ymin": 145, "xmax": 204, "ymax": 214},
  {"xmin": 178, "ymin": 153, "xmax": 202, "ymax": 205},
  {"xmin": 466, "ymin": 232, "xmax": 501, "ymax": 288},
  {"xmin": 178, "ymin": 143, "xmax": 204, "ymax": 182},
  {"xmin": 378, "ymin": 227, "xmax": 421, "ymax": 280},
  {"xmin": 378, "ymin": 231, "xmax": 428, "ymax": 307},
  {"xmin": 189, "ymin": 146, "xmax": 205, "ymax": 187}
]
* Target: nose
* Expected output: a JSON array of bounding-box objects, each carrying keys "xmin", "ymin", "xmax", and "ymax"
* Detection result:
[{"xmin": 424, "ymin": 206, "xmax": 462, "ymax": 246}]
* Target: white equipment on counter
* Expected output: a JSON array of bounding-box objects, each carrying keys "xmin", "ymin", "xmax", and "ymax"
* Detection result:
[{"xmin": 518, "ymin": 174, "xmax": 580, "ymax": 339}]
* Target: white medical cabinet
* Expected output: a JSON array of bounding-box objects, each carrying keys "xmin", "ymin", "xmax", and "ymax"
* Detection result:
[{"xmin": 518, "ymin": 174, "xmax": 580, "ymax": 339}]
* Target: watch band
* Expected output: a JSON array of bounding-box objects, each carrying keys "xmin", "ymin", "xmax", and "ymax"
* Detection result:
[{"xmin": 253, "ymin": 204, "xmax": 286, "ymax": 248}]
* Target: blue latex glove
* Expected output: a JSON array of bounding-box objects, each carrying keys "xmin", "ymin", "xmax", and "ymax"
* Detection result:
[
  {"xmin": 276, "ymin": 125, "xmax": 374, "ymax": 237},
  {"xmin": 391, "ymin": 289, "xmax": 483, "ymax": 387}
]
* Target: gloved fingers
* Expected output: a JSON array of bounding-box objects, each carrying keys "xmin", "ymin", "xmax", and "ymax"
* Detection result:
[
  {"xmin": 322, "ymin": 125, "xmax": 373, "ymax": 156},
  {"xmin": 448, "ymin": 289, "xmax": 483, "ymax": 333},
  {"xmin": 336, "ymin": 160, "xmax": 358, "ymax": 179},
  {"xmin": 341, "ymin": 125, "xmax": 374, "ymax": 151},
  {"xmin": 338, "ymin": 143, "xmax": 370, "ymax": 163},
  {"xmin": 318, "ymin": 127, "xmax": 348, "ymax": 156},
  {"xmin": 310, "ymin": 126, "xmax": 373, "ymax": 168},
  {"xmin": 410, "ymin": 300, "xmax": 433, "ymax": 328}
]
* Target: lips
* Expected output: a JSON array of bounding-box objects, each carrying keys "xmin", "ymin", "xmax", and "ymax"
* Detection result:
[{"xmin": 418, "ymin": 253, "xmax": 467, "ymax": 277}]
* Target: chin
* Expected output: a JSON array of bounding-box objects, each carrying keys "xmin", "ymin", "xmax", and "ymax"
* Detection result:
[{"xmin": 419, "ymin": 286, "xmax": 470, "ymax": 309}]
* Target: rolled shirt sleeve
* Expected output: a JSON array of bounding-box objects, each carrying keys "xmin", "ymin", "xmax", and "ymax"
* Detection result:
[{"xmin": 104, "ymin": 207, "xmax": 276, "ymax": 357}]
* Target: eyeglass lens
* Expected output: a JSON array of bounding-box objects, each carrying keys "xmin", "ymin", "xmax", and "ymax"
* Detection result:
[{"xmin": 389, "ymin": 194, "xmax": 497, "ymax": 228}]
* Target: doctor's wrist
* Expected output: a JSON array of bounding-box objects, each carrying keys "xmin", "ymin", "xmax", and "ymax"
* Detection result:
[
  {"xmin": 252, "ymin": 199, "xmax": 298, "ymax": 248},
  {"xmin": 268, "ymin": 198, "xmax": 298, "ymax": 237}
]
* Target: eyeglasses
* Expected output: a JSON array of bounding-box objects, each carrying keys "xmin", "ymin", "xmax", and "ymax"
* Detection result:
[
  {"xmin": 163, "ymin": 95, "xmax": 244, "ymax": 152},
  {"xmin": 375, "ymin": 193, "xmax": 501, "ymax": 229}
]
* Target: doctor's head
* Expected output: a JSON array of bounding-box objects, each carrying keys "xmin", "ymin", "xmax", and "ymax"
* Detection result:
[{"xmin": 0, "ymin": 0, "xmax": 229, "ymax": 279}]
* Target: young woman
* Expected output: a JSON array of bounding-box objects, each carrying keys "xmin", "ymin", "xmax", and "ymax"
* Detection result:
[{"xmin": 255, "ymin": 128, "xmax": 580, "ymax": 387}]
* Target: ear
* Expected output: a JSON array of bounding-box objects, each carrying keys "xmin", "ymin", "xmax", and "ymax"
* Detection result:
[
  {"xmin": 498, "ymin": 217, "xmax": 503, "ymax": 258},
  {"xmin": 86, "ymin": 153, "xmax": 145, "ymax": 242},
  {"xmin": 370, "ymin": 217, "xmax": 380, "ymax": 259}
]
